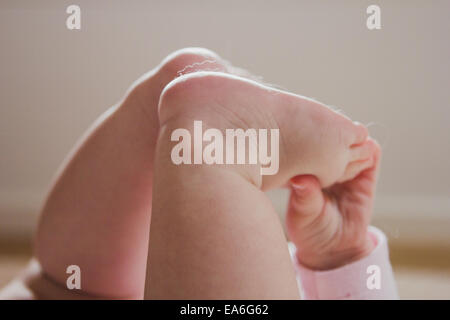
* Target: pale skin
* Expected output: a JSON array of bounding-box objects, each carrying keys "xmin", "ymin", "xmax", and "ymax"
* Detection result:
[
  {"xmin": 0, "ymin": 48, "xmax": 380, "ymax": 299},
  {"xmin": 145, "ymin": 72, "xmax": 376, "ymax": 299}
]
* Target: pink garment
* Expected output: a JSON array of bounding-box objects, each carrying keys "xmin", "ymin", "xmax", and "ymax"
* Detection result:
[{"xmin": 289, "ymin": 226, "xmax": 399, "ymax": 299}]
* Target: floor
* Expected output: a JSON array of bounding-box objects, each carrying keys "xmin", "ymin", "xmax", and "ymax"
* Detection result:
[
  {"xmin": 394, "ymin": 266, "xmax": 450, "ymax": 299},
  {"xmin": 1, "ymin": 252, "xmax": 449, "ymax": 299}
]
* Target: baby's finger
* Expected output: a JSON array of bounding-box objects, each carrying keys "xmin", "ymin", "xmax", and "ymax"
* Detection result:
[{"xmin": 289, "ymin": 175, "xmax": 325, "ymax": 217}]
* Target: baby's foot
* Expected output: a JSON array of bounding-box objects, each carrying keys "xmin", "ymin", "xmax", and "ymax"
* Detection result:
[{"xmin": 158, "ymin": 72, "xmax": 370, "ymax": 189}]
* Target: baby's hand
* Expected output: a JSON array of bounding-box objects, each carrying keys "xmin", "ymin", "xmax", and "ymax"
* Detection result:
[{"xmin": 286, "ymin": 138, "xmax": 381, "ymax": 270}]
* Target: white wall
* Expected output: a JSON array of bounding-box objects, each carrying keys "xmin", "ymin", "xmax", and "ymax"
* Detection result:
[{"xmin": 1, "ymin": 0, "xmax": 449, "ymax": 243}]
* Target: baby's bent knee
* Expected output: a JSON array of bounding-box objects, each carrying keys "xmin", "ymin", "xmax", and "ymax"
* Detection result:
[{"xmin": 159, "ymin": 47, "xmax": 226, "ymax": 80}]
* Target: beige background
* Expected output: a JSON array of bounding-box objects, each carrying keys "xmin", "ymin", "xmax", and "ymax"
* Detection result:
[
  {"xmin": 0, "ymin": 0, "xmax": 450, "ymax": 299},
  {"xmin": 0, "ymin": 1, "xmax": 449, "ymax": 253}
]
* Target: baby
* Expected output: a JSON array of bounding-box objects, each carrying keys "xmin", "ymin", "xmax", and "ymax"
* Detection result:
[{"xmin": 0, "ymin": 48, "xmax": 397, "ymax": 299}]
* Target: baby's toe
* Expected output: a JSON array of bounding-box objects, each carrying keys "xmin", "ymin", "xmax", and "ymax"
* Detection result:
[
  {"xmin": 349, "ymin": 122, "xmax": 369, "ymax": 146},
  {"xmin": 338, "ymin": 157, "xmax": 374, "ymax": 183},
  {"xmin": 349, "ymin": 137, "xmax": 375, "ymax": 161},
  {"xmin": 339, "ymin": 138, "xmax": 377, "ymax": 182}
]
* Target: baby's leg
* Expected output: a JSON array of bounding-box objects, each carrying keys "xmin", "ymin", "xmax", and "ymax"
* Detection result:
[
  {"xmin": 29, "ymin": 49, "xmax": 230, "ymax": 299},
  {"xmin": 145, "ymin": 72, "xmax": 370, "ymax": 298},
  {"xmin": 146, "ymin": 123, "xmax": 300, "ymax": 299}
]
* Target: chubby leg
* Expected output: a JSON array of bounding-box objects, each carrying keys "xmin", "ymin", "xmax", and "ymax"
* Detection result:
[
  {"xmin": 145, "ymin": 72, "xmax": 371, "ymax": 298},
  {"xmin": 14, "ymin": 48, "xmax": 230, "ymax": 299},
  {"xmin": 146, "ymin": 123, "xmax": 301, "ymax": 299}
]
